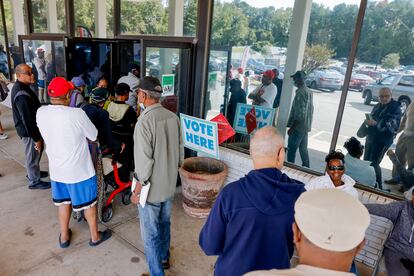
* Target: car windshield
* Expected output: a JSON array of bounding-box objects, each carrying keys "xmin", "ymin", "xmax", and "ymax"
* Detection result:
[{"xmin": 381, "ymin": 76, "xmax": 395, "ymax": 85}]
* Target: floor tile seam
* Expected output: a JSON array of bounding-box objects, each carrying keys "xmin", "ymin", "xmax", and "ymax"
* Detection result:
[{"xmin": 0, "ymin": 145, "xmax": 26, "ymax": 169}]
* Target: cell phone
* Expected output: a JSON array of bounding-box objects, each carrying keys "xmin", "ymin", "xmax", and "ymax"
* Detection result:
[{"xmin": 365, "ymin": 113, "xmax": 372, "ymax": 121}]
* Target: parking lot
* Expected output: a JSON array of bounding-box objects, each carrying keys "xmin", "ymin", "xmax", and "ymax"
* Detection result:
[{"xmin": 206, "ymin": 83, "xmax": 396, "ymax": 189}]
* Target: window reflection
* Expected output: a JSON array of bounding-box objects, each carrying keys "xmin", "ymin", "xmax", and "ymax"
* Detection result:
[
  {"xmin": 120, "ymin": 0, "xmax": 197, "ymax": 36},
  {"xmin": 31, "ymin": 0, "xmax": 66, "ymax": 33},
  {"xmin": 22, "ymin": 39, "xmax": 66, "ymax": 103}
]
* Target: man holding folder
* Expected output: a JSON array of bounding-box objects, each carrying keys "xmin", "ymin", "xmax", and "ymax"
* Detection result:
[{"xmin": 131, "ymin": 76, "xmax": 181, "ymax": 276}]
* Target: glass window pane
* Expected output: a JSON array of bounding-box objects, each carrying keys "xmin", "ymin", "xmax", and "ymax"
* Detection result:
[
  {"xmin": 338, "ymin": 0, "xmax": 414, "ymax": 195},
  {"xmin": 144, "ymin": 47, "xmax": 190, "ymax": 114},
  {"xmin": 74, "ymin": 0, "xmax": 113, "ymax": 38},
  {"xmin": 31, "ymin": 0, "xmax": 66, "ymax": 33},
  {"xmin": 120, "ymin": 0, "xmax": 197, "ymax": 36},
  {"xmin": 21, "ymin": 39, "xmax": 65, "ymax": 103}
]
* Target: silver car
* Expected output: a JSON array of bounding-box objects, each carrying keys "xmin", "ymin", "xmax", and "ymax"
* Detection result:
[
  {"xmin": 306, "ymin": 70, "xmax": 344, "ymax": 92},
  {"xmin": 362, "ymin": 74, "xmax": 414, "ymax": 112}
]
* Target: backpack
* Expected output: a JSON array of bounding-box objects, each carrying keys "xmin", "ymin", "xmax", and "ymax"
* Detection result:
[{"xmin": 69, "ymin": 90, "xmax": 81, "ymax": 107}]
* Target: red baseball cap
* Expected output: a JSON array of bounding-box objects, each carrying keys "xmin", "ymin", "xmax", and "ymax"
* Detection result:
[
  {"xmin": 48, "ymin": 77, "xmax": 75, "ymax": 97},
  {"xmin": 263, "ymin": 70, "xmax": 275, "ymax": 80}
]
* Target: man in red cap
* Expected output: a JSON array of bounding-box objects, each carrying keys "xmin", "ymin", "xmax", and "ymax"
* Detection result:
[
  {"xmin": 248, "ymin": 70, "xmax": 277, "ymax": 108},
  {"xmin": 36, "ymin": 77, "xmax": 112, "ymax": 248}
]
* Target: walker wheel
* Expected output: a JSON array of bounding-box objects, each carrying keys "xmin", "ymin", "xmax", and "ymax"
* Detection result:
[
  {"xmin": 122, "ymin": 189, "xmax": 132, "ymax": 205},
  {"xmin": 102, "ymin": 205, "xmax": 113, "ymax": 222}
]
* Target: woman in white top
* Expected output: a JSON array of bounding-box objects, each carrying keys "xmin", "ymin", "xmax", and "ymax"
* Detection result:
[{"xmin": 306, "ymin": 150, "xmax": 359, "ymax": 199}]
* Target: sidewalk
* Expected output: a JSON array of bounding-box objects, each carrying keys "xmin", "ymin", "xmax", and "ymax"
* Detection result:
[{"xmin": 0, "ymin": 104, "xmax": 216, "ymax": 275}]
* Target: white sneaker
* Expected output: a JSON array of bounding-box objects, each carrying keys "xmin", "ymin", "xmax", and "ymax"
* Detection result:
[{"xmin": 0, "ymin": 133, "xmax": 7, "ymax": 140}]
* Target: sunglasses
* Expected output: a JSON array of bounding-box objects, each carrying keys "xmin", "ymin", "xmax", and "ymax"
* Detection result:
[{"xmin": 328, "ymin": 165, "xmax": 344, "ymax": 171}]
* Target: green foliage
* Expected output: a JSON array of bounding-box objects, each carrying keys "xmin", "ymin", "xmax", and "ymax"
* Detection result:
[
  {"xmin": 183, "ymin": 0, "xmax": 197, "ymax": 36},
  {"xmin": 251, "ymin": 41, "xmax": 271, "ymax": 55},
  {"xmin": 302, "ymin": 44, "xmax": 335, "ymax": 74},
  {"xmin": 211, "ymin": 2, "xmax": 249, "ymax": 46},
  {"xmin": 381, "ymin": 53, "xmax": 400, "ymax": 69}
]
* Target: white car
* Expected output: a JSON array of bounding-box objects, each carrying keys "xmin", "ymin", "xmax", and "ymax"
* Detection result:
[{"xmin": 362, "ymin": 74, "xmax": 414, "ymax": 113}]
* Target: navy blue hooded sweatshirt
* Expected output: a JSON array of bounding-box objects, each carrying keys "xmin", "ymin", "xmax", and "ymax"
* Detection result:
[{"xmin": 199, "ymin": 168, "xmax": 305, "ymax": 276}]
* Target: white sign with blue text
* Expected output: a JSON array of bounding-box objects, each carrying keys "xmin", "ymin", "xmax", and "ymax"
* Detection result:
[
  {"xmin": 180, "ymin": 114, "xmax": 219, "ymax": 159},
  {"xmin": 233, "ymin": 103, "xmax": 275, "ymax": 134}
]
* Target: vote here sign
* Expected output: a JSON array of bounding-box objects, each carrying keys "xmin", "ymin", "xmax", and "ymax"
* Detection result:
[
  {"xmin": 233, "ymin": 103, "xmax": 275, "ymax": 134},
  {"xmin": 180, "ymin": 114, "xmax": 219, "ymax": 159}
]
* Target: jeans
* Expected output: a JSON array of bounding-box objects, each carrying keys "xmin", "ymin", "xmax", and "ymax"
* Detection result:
[
  {"xmin": 22, "ymin": 137, "xmax": 42, "ymax": 186},
  {"xmin": 392, "ymin": 134, "xmax": 414, "ymax": 179},
  {"xmin": 364, "ymin": 135, "xmax": 393, "ymax": 188},
  {"xmin": 389, "ymin": 153, "xmax": 414, "ymax": 191},
  {"xmin": 384, "ymin": 248, "xmax": 411, "ymax": 276},
  {"xmin": 287, "ymin": 129, "xmax": 310, "ymax": 167},
  {"xmin": 138, "ymin": 199, "xmax": 172, "ymax": 276}
]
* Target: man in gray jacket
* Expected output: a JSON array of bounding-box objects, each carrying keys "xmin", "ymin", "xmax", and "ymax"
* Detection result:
[
  {"xmin": 366, "ymin": 194, "xmax": 414, "ymax": 275},
  {"xmin": 131, "ymin": 76, "xmax": 181, "ymax": 276}
]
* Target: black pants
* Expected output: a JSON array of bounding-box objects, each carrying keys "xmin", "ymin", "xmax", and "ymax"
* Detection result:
[{"xmin": 364, "ymin": 135, "xmax": 393, "ymax": 188}]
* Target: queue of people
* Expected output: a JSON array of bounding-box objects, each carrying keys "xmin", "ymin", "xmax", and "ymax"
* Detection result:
[{"xmin": 7, "ymin": 61, "xmax": 413, "ymax": 276}]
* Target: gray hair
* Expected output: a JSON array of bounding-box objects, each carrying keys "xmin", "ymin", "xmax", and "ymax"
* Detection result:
[
  {"xmin": 15, "ymin": 63, "xmax": 31, "ymax": 74},
  {"xmin": 379, "ymin": 87, "xmax": 392, "ymax": 95},
  {"xmin": 143, "ymin": 89, "xmax": 161, "ymax": 100},
  {"xmin": 250, "ymin": 126, "xmax": 284, "ymax": 158}
]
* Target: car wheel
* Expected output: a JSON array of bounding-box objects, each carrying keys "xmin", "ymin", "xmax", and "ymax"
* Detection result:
[
  {"xmin": 364, "ymin": 91, "xmax": 372, "ymax": 105},
  {"xmin": 399, "ymin": 97, "xmax": 411, "ymax": 114},
  {"xmin": 310, "ymin": 81, "xmax": 317, "ymax": 89}
]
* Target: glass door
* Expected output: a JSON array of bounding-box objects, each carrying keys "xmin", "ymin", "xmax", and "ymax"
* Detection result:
[{"xmin": 143, "ymin": 41, "xmax": 193, "ymax": 115}]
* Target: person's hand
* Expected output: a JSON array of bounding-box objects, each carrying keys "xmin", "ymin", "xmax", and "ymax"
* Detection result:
[
  {"xmin": 34, "ymin": 140, "xmax": 43, "ymax": 152},
  {"xmin": 131, "ymin": 192, "xmax": 140, "ymax": 205},
  {"xmin": 366, "ymin": 119, "xmax": 377, "ymax": 126},
  {"xmin": 130, "ymin": 182, "xmax": 142, "ymax": 205}
]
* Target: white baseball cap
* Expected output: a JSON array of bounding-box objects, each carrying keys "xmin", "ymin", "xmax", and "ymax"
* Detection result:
[{"xmin": 295, "ymin": 189, "xmax": 370, "ymax": 252}]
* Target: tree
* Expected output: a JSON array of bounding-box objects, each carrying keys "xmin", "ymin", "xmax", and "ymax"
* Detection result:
[
  {"xmin": 183, "ymin": 0, "xmax": 197, "ymax": 36},
  {"xmin": 381, "ymin": 53, "xmax": 400, "ymax": 69},
  {"xmin": 302, "ymin": 44, "xmax": 335, "ymax": 74},
  {"xmin": 211, "ymin": 3, "xmax": 249, "ymax": 46}
]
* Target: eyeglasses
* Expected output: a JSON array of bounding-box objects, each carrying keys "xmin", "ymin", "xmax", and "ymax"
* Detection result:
[
  {"xmin": 21, "ymin": 71, "xmax": 33, "ymax": 76},
  {"xmin": 379, "ymin": 94, "xmax": 391, "ymax": 98},
  {"xmin": 328, "ymin": 165, "xmax": 344, "ymax": 171}
]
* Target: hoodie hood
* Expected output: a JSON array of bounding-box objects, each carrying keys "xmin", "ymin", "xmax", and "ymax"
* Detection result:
[{"xmin": 240, "ymin": 168, "xmax": 305, "ymax": 216}]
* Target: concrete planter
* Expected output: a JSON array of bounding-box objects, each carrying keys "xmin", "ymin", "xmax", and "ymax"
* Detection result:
[{"xmin": 179, "ymin": 157, "xmax": 228, "ymax": 218}]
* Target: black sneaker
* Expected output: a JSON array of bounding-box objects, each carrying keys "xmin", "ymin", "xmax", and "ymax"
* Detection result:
[
  {"xmin": 29, "ymin": 181, "xmax": 51, "ymax": 190},
  {"xmin": 26, "ymin": 171, "xmax": 49, "ymax": 180}
]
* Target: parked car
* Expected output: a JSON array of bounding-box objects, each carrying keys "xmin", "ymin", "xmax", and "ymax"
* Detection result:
[
  {"xmin": 362, "ymin": 74, "xmax": 414, "ymax": 113},
  {"xmin": 349, "ymin": 73, "xmax": 374, "ymax": 91},
  {"xmin": 305, "ymin": 70, "xmax": 344, "ymax": 92}
]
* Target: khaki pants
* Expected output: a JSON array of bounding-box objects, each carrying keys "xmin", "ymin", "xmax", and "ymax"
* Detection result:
[{"xmin": 392, "ymin": 133, "xmax": 414, "ymax": 178}]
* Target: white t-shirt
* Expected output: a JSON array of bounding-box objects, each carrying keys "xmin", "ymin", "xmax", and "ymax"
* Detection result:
[
  {"xmin": 36, "ymin": 105, "xmax": 98, "ymax": 183},
  {"xmin": 252, "ymin": 83, "xmax": 277, "ymax": 108},
  {"xmin": 305, "ymin": 173, "xmax": 359, "ymax": 199}
]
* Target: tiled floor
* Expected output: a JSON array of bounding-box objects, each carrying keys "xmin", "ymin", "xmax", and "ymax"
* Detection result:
[{"xmin": 0, "ymin": 105, "xmax": 216, "ymax": 276}]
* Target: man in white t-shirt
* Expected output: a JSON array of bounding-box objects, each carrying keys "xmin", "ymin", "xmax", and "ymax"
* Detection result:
[
  {"xmin": 36, "ymin": 77, "xmax": 112, "ymax": 249},
  {"xmin": 117, "ymin": 63, "xmax": 140, "ymax": 112},
  {"xmin": 248, "ymin": 70, "xmax": 277, "ymax": 108}
]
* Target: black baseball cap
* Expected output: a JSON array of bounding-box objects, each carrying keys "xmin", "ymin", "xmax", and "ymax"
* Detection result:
[
  {"xmin": 291, "ymin": 70, "xmax": 306, "ymax": 80},
  {"xmin": 138, "ymin": 76, "xmax": 163, "ymax": 94},
  {"xmin": 114, "ymin": 83, "xmax": 131, "ymax": 96}
]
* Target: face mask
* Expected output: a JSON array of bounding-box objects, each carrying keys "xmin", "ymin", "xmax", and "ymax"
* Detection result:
[{"xmin": 139, "ymin": 103, "xmax": 145, "ymax": 111}]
